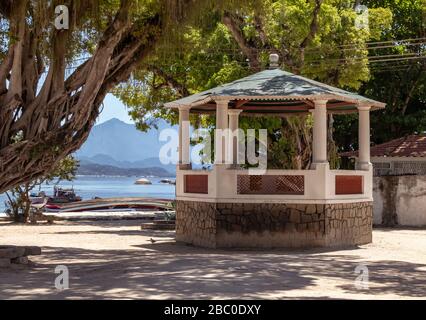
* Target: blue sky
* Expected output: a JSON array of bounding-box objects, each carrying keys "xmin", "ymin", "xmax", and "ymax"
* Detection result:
[{"xmin": 97, "ymin": 94, "xmax": 134, "ymax": 124}]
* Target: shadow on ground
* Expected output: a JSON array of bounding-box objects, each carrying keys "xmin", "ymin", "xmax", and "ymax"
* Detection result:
[{"xmin": 0, "ymin": 240, "xmax": 425, "ymax": 299}]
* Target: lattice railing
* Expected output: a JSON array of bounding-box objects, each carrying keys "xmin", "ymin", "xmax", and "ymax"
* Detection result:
[{"xmin": 237, "ymin": 175, "xmax": 305, "ymax": 195}]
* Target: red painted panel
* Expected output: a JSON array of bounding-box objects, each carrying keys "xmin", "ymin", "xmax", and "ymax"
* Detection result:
[
  {"xmin": 184, "ymin": 175, "xmax": 208, "ymax": 194},
  {"xmin": 335, "ymin": 175, "xmax": 363, "ymax": 195}
]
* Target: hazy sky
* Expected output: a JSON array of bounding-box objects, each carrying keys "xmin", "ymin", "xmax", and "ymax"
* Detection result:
[{"xmin": 97, "ymin": 94, "xmax": 134, "ymax": 124}]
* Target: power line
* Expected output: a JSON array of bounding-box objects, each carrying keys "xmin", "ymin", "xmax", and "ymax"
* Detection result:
[
  {"xmin": 305, "ymin": 37, "xmax": 426, "ymax": 51},
  {"xmin": 306, "ymin": 52, "xmax": 425, "ymax": 64},
  {"xmin": 305, "ymin": 41, "xmax": 426, "ymax": 55}
]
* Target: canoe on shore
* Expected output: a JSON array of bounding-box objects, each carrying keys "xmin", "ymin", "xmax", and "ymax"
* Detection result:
[{"xmin": 45, "ymin": 197, "xmax": 174, "ymax": 213}]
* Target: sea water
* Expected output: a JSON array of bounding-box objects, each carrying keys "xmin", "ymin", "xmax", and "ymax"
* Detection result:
[{"xmin": 0, "ymin": 175, "xmax": 176, "ymax": 215}]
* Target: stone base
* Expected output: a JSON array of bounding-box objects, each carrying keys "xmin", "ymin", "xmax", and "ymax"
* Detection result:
[
  {"xmin": 0, "ymin": 246, "xmax": 41, "ymax": 268},
  {"xmin": 176, "ymin": 201, "xmax": 373, "ymax": 248}
]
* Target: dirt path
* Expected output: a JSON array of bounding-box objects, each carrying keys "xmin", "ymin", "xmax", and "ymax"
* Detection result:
[{"xmin": 0, "ymin": 220, "xmax": 425, "ymax": 299}]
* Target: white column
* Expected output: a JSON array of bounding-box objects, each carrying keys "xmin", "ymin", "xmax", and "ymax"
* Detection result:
[
  {"xmin": 178, "ymin": 106, "xmax": 191, "ymax": 168},
  {"xmin": 215, "ymin": 99, "xmax": 229, "ymax": 165},
  {"xmin": 357, "ymin": 105, "xmax": 371, "ymax": 170},
  {"xmin": 311, "ymin": 99, "xmax": 328, "ymax": 168},
  {"xmin": 228, "ymin": 109, "xmax": 243, "ymax": 166}
]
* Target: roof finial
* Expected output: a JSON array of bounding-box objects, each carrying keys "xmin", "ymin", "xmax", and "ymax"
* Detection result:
[{"xmin": 269, "ymin": 53, "xmax": 279, "ymax": 69}]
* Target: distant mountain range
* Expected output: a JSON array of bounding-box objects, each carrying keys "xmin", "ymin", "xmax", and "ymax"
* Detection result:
[
  {"xmin": 75, "ymin": 118, "xmax": 177, "ymax": 176},
  {"xmin": 77, "ymin": 162, "xmax": 171, "ymax": 177}
]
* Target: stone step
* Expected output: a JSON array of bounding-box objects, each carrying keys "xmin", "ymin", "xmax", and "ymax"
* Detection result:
[
  {"xmin": 141, "ymin": 220, "xmax": 176, "ymax": 230},
  {"xmin": 0, "ymin": 246, "xmax": 41, "ymax": 257},
  {"xmin": 0, "ymin": 246, "xmax": 41, "ymax": 268}
]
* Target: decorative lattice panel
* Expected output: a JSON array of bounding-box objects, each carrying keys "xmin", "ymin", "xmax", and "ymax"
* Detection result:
[
  {"xmin": 184, "ymin": 175, "xmax": 209, "ymax": 194},
  {"xmin": 335, "ymin": 175, "xmax": 363, "ymax": 195},
  {"xmin": 237, "ymin": 175, "xmax": 304, "ymax": 195}
]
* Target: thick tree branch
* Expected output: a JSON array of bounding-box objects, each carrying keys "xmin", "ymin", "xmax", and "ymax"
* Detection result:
[
  {"xmin": 0, "ymin": 0, "xmax": 207, "ymax": 193},
  {"xmin": 222, "ymin": 11, "xmax": 261, "ymax": 72},
  {"xmin": 0, "ymin": 0, "xmax": 11, "ymax": 18},
  {"xmin": 299, "ymin": 0, "xmax": 323, "ymax": 66},
  {"xmin": 147, "ymin": 65, "xmax": 189, "ymax": 97}
]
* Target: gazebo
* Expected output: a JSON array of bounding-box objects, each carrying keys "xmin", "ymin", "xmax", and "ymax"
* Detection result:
[{"xmin": 165, "ymin": 55, "xmax": 386, "ymax": 248}]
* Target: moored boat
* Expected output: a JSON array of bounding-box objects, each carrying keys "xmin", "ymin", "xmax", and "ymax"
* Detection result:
[
  {"xmin": 48, "ymin": 186, "xmax": 82, "ymax": 204},
  {"xmin": 160, "ymin": 179, "xmax": 176, "ymax": 185},
  {"xmin": 135, "ymin": 178, "xmax": 152, "ymax": 185}
]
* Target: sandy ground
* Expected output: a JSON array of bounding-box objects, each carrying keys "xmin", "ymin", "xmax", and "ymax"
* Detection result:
[{"xmin": 0, "ymin": 220, "xmax": 425, "ymax": 300}]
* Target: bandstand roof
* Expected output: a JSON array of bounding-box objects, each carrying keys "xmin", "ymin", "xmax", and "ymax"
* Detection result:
[{"xmin": 164, "ymin": 68, "xmax": 385, "ymax": 116}]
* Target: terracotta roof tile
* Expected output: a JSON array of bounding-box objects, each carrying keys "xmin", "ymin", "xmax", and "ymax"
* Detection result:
[{"xmin": 341, "ymin": 134, "xmax": 426, "ymax": 158}]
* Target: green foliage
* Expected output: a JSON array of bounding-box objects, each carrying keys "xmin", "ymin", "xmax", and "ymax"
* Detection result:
[
  {"xmin": 334, "ymin": 0, "xmax": 426, "ymax": 152},
  {"xmin": 112, "ymin": 1, "xmax": 423, "ymax": 167}
]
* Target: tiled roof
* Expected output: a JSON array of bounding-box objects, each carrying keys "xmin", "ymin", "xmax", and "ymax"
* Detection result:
[
  {"xmin": 341, "ymin": 134, "xmax": 426, "ymax": 158},
  {"xmin": 165, "ymin": 69, "xmax": 386, "ymax": 111}
]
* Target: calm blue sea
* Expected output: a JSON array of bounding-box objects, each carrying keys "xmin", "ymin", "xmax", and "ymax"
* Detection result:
[{"xmin": 0, "ymin": 175, "xmax": 176, "ymax": 214}]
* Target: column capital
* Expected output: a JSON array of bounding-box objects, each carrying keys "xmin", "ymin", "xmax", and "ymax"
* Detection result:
[
  {"xmin": 357, "ymin": 104, "xmax": 371, "ymax": 112},
  {"xmin": 177, "ymin": 105, "xmax": 191, "ymax": 112},
  {"xmin": 312, "ymin": 99, "xmax": 329, "ymax": 106},
  {"xmin": 214, "ymin": 97, "xmax": 231, "ymax": 104},
  {"xmin": 228, "ymin": 109, "xmax": 243, "ymax": 116}
]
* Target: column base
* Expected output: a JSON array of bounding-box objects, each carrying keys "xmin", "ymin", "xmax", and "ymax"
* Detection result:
[
  {"xmin": 178, "ymin": 163, "xmax": 192, "ymax": 170},
  {"xmin": 355, "ymin": 162, "xmax": 372, "ymax": 171},
  {"xmin": 310, "ymin": 161, "xmax": 329, "ymax": 170}
]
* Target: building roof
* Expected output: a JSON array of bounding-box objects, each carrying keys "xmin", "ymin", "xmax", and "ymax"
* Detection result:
[
  {"xmin": 341, "ymin": 134, "xmax": 426, "ymax": 158},
  {"xmin": 164, "ymin": 68, "xmax": 386, "ymax": 116}
]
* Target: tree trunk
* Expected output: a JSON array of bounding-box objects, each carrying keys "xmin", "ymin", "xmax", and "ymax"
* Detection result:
[{"xmin": 0, "ymin": 0, "xmax": 169, "ymax": 193}]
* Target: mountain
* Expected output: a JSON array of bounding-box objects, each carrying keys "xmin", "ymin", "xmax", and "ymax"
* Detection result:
[
  {"xmin": 79, "ymin": 155, "xmax": 176, "ymax": 173},
  {"xmin": 76, "ymin": 118, "xmax": 176, "ymax": 162},
  {"xmin": 75, "ymin": 118, "xmax": 177, "ymax": 175},
  {"xmin": 77, "ymin": 162, "xmax": 171, "ymax": 177}
]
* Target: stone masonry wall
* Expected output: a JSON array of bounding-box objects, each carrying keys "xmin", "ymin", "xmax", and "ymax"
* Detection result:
[
  {"xmin": 176, "ymin": 201, "xmax": 217, "ymax": 248},
  {"xmin": 176, "ymin": 201, "xmax": 373, "ymax": 248},
  {"xmin": 324, "ymin": 202, "xmax": 372, "ymax": 247}
]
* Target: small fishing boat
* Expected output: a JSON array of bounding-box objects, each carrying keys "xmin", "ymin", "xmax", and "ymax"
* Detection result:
[
  {"xmin": 160, "ymin": 179, "xmax": 176, "ymax": 185},
  {"xmin": 48, "ymin": 187, "xmax": 82, "ymax": 204}
]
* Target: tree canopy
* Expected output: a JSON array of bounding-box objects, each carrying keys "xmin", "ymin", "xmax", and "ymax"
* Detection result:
[
  {"xmin": 0, "ymin": 0, "xmax": 257, "ymax": 193},
  {"xmin": 0, "ymin": 0, "xmax": 424, "ymax": 191}
]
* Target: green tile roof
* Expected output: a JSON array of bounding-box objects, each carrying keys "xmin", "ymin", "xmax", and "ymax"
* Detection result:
[{"xmin": 165, "ymin": 68, "xmax": 385, "ymax": 112}]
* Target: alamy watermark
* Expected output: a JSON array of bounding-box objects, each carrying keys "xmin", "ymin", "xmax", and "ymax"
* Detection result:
[
  {"xmin": 158, "ymin": 123, "xmax": 268, "ymax": 174},
  {"xmin": 54, "ymin": 5, "xmax": 69, "ymax": 30},
  {"xmin": 55, "ymin": 265, "xmax": 69, "ymax": 290},
  {"xmin": 355, "ymin": 4, "xmax": 369, "ymax": 30},
  {"xmin": 354, "ymin": 264, "xmax": 369, "ymax": 290}
]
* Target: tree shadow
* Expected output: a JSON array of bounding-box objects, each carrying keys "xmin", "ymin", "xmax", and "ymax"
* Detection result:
[{"xmin": 0, "ymin": 242, "xmax": 425, "ymax": 300}]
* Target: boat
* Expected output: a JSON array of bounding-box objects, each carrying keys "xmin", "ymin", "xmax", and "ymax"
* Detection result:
[
  {"xmin": 135, "ymin": 178, "xmax": 152, "ymax": 185},
  {"xmin": 48, "ymin": 186, "xmax": 82, "ymax": 204},
  {"xmin": 44, "ymin": 197, "xmax": 174, "ymax": 213},
  {"xmin": 160, "ymin": 179, "xmax": 176, "ymax": 185}
]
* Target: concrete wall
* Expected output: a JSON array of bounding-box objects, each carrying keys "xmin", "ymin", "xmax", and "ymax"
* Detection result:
[{"xmin": 373, "ymin": 175, "xmax": 426, "ymax": 227}]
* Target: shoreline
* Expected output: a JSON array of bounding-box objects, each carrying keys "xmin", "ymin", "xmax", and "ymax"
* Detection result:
[{"xmin": 0, "ymin": 176, "xmax": 176, "ymax": 214}]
